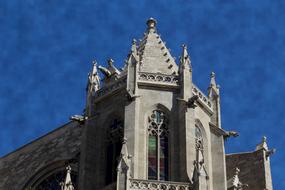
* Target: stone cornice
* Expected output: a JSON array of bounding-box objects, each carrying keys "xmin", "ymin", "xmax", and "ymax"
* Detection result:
[{"xmin": 209, "ymin": 122, "xmax": 227, "ymax": 137}]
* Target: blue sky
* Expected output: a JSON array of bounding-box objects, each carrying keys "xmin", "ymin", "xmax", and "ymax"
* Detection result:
[{"xmin": 0, "ymin": 0, "xmax": 284, "ymax": 188}]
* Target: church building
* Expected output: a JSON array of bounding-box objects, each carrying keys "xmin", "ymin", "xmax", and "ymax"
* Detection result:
[{"xmin": 0, "ymin": 18, "xmax": 275, "ymax": 190}]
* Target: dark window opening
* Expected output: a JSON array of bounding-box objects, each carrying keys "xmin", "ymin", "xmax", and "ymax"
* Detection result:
[{"xmin": 106, "ymin": 119, "xmax": 124, "ymax": 185}]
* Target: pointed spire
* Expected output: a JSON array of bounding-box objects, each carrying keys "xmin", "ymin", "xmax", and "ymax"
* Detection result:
[
  {"xmin": 127, "ymin": 39, "xmax": 139, "ymax": 63},
  {"xmin": 179, "ymin": 44, "xmax": 192, "ymax": 72},
  {"xmin": 137, "ymin": 18, "xmax": 178, "ymax": 75},
  {"xmin": 117, "ymin": 138, "xmax": 131, "ymax": 173},
  {"xmin": 208, "ymin": 72, "xmax": 220, "ymax": 97},
  {"xmin": 116, "ymin": 138, "xmax": 132, "ymax": 190},
  {"xmin": 120, "ymin": 138, "xmax": 130, "ymax": 159},
  {"xmin": 60, "ymin": 165, "xmax": 75, "ymax": 190}
]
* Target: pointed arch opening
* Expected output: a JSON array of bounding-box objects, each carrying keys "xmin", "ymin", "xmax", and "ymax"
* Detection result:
[
  {"xmin": 23, "ymin": 159, "xmax": 79, "ymax": 190},
  {"xmin": 105, "ymin": 118, "xmax": 124, "ymax": 185},
  {"xmin": 147, "ymin": 110, "xmax": 169, "ymax": 181},
  {"xmin": 192, "ymin": 121, "xmax": 209, "ymax": 188}
]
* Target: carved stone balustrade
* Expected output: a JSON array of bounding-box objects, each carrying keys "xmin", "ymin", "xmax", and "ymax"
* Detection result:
[
  {"xmin": 138, "ymin": 72, "xmax": 179, "ymax": 88},
  {"xmin": 130, "ymin": 179, "xmax": 191, "ymax": 190},
  {"xmin": 192, "ymin": 84, "xmax": 213, "ymax": 113},
  {"xmin": 94, "ymin": 76, "xmax": 127, "ymax": 99}
]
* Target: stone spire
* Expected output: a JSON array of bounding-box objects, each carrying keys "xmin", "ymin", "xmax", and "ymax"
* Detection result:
[
  {"xmin": 208, "ymin": 72, "xmax": 219, "ymax": 97},
  {"xmin": 210, "ymin": 72, "xmax": 216, "ymax": 87},
  {"xmin": 137, "ymin": 18, "xmax": 178, "ymax": 75},
  {"xmin": 60, "ymin": 165, "xmax": 75, "ymax": 190},
  {"xmin": 116, "ymin": 138, "xmax": 132, "ymax": 190},
  {"xmin": 131, "ymin": 39, "xmax": 138, "ymax": 55},
  {"xmin": 126, "ymin": 39, "xmax": 139, "ymax": 98},
  {"xmin": 178, "ymin": 44, "xmax": 193, "ymax": 100},
  {"xmin": 208, "ymin": 72, "xmax": 221, "ymax": 128},
  {"xmin": 256, "ymin": 136, "xmax": 276, "ymax": 158},
  {"xmin": 127, "ymin": 39, "xmax": 139, "ymax": 63},
  {"xmin": 179, "ymin": 44, "xmax": 192, "ymax": 73}
]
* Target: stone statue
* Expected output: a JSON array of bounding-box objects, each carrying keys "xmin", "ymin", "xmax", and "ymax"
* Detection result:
[{"xmin": 88, "ymin": 61, "xmax": 100, "ymax": 93}]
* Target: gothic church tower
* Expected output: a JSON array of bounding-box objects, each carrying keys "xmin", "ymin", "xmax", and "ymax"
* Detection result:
[{"xmin": 81, "ymin": 18, "xmax": 228, "ymax": 190}]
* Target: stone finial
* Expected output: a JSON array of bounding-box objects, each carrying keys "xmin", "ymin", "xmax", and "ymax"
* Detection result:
[
  {"xmin": 122, "ymin": 137, "xmax": 128, "ymax": 144},
  {"xmin": 146, "ymin": 17, "xmax": 157, "ymax": 29},
  {"xmin": 107, "ymin": 58, "xmax": 114, "ymax": 66},
  {"xmin": 208, "ymin": 72, "xmax": 220, "ymax": 97},
  {"xmin": 235, "ymin": 167, "xmax": 240, "ymax": 176},
  {"xmin": 256, "ymin": 136, "xmax": 269, "ymax": 151},
  {"xmin": 179, "ymin": 44, "xmax": 192, "ymax": 71},
  {"xmin": 66, "ymin": 165, "xmax": 71, "ymax": 173},
  {"xmin": 210, "ymin": 72, "xmax": 217, "ymax": 87},
  {"xmin": 255, "ymin": 136, "xmax": 276, "ymax": 158},
  {"xmin": 131, "ymin": 39, "xmax": 137, "ymax": 54}
]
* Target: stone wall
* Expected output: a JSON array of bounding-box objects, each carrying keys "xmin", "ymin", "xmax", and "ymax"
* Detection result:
[
  {"xmin": 226, "ymin": 150, "xmax": 269, "ymax": 190},
  {"xmin": 0, "ymin": 121, "xmax": 82, "ymax": 190}
]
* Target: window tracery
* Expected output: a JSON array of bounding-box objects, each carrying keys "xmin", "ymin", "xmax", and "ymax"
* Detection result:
[
  {"xmin": 32, "ymin": 170, "xmax": 78, "ymax": 190},
  {"xmin": 195, "ymin": 126, "xmax": 203, "ymax": 153},
  {"xmin": 148, "ymin": 110, "xmax": 169, "ymax": 181}
]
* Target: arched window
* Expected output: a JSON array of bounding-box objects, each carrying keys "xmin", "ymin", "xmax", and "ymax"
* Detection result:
[
  {"xmin": 193, "ymin": 124, "xmax": 209, "ymax": 188},
  {"xmin": 34, "ymin": 170, "xmax": 77, "ymax": 190},
  {"xmin": 148, "ymin": 110, "xmax": 169, "ymax": 181},
  {"xmin": 106, "ymin": 119, "xmax": 124, "ymax": 185},
  {"xmin": 23, "ymin": 161, "xmax": 79, "ymax": 190}
]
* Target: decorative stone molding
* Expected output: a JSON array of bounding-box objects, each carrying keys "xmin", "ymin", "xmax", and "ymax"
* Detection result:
[
  {"xmin": 192, "ymin": 84, "xmax": 212, "ymax": 111},
  {"xmin": 95, "ymin": 76, "xmax": 127, "ymax": 98},
  {"xmin": 138, "ymin": 72, "xmax": 179, "ymax": 86},
  {"xmin": 130, "ymin": 179, "xmax": 191, "ymax": 190}
]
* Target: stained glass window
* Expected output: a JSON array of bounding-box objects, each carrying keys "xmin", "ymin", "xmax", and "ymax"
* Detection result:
[
  {"xmin": 148, "ymin": 135, "xmax": 157, "ymax": 180},
  {"xmin": 148, "ymin": 110, "xmax": 169, "ymax": 181},
  {"xmin": 106, "ymin": 119, "xmax": 124, "ymax": 185}
]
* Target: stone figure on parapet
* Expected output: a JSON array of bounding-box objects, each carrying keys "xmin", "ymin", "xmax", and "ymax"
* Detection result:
[
  {"xmin": 98, "ymin": 65, "xmax": 112, "ymax": 78},
  {"xmin": 87, "ymin": 60, "xmax": 100, "ymax": 93}
]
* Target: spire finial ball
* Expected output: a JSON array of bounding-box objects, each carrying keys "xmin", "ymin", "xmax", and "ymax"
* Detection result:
[
  {"xmin": 211, "ymin": 72, "xmax": 215, "ymax": 78},
  {"xmin": 146, "ymin": 17, "xmax": 157, "ymax": 29},
  {"xmin": 107, "ymin": 58, "xmax": 114, "ymax": 66}
]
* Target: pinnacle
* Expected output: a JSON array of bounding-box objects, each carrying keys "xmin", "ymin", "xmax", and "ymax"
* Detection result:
[
  {"xmin": 256, "ymin": 136, "xmax": 269, "ymax": 151},
  {"xmin": 146, "ymin": 17, "xmax": 157, "ymax": 29},
  {"xmin": 210, "ymin": 72, "xmax": 217, "ymax": 87}
]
